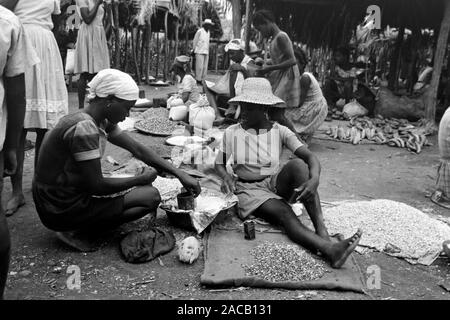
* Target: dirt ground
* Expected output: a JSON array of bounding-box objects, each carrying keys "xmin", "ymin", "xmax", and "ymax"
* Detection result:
[{"xmin": 3, "ymin": 81, "xmax": 450, "ymax": 300}]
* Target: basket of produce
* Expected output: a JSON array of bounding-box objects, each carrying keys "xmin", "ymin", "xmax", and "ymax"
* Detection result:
[{"xmin": 134, "ymin": 118, "xmax": 179, "ymax": 136}]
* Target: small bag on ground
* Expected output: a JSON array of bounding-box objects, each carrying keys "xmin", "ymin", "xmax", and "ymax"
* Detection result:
[{"xmin": 120, "ymin": 228, "xmax": 176, "ymax": 263}]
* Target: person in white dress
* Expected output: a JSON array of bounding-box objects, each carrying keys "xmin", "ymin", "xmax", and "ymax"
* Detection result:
[
  {"xmin": 0, "ymin": 2, "xmax": 28, "ymax": 299},
  {"xmin": 6, "ymin": 0, "xmax": 68, "ymax": 216},
  {"xmin": 74, "ymin": 0, "xmax": 110, "ymax": 109}
]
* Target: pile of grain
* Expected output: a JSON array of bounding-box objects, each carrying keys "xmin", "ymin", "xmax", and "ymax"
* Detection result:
[
  {"xmin": 243, "ymin": 242, "xmax": 327, "ymax": 282},
  {"xmin": 323, "ymin": 199, "xmax": 450, "ymax": 265},
  {"xmin": 139, "ymin": 107, "xmax": 169, "ymax": 120},
  {"xmin": 135, "ymin": 118, "xmax": 177, "ymax": 135}
]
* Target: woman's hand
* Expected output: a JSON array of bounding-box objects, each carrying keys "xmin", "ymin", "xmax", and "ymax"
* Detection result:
[
  {"xmin": 137, "ymin": 167, "xmax": 158, "ymax": 185},
  {"xmin": 178, "ymin": 172, "xmax": 201, "ymax": 197},
  {"xmin": 221, "ymin": 174, "xmax": 236, "ymax": 195},
  {"xmin": 95, "ymin": 0, "xmax": 104, "ymax": 6},
  {"xmin": 292, "ymin": 178, "xmax": 319, "ymax": 203},
  {"xmin": 229, "ymin": 63, "xmax": 246, "ymax": 73}
]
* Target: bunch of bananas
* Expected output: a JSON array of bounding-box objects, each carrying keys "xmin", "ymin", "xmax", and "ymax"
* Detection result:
[
  {"xmin": 326, "ymin": 125, "xmax": 385, "ymax": 145},
  {"xmin": 325, "ymin": 115, "xmax": 431, "ymax": 153}
]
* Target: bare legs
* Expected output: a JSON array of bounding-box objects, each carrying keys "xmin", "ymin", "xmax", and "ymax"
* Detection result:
[
  {"xmin": 253, "ymin": 159, "xmax": 362, "ymax": 268},
  {"xmin": 0, "ymin": 153, "xmax": 10, "ymax": 299},
  {"xmin": 6, "ymin": 129, "xmax": 47, "ymax": 216},
  {"xmin": 275, "ymin": 159, "xmax": 330, "ymax": 239},
  {"xmin": 78, "ymin": 72, "xmax": 95, "ymax": 109},
  {"xmin": 55, "ymin": 186, "xmax": 162, "ymax": 252}
]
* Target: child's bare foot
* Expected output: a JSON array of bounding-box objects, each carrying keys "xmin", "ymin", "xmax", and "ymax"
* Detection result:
[
  {"xmin": 328, "ymin": 229, "xmax": 362, "ymax": 269},
  {"xmin": 5, "ymin": 194, "xmax": 25, "ymax": 217}
]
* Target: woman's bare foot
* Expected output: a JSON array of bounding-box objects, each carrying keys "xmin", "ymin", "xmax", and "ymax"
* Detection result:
[
  {"xmin": 316, "ymin": 228, "xmax": 331, "ymax": 241},
  {"xmin": 328, "ymin": 229, "xmax": 363, "ymax": 269},
  {"xmin": 5, "ymin": 194, "xmax": 25, "ymax": 217},
  {"xmin": 55, "ymin": 232, "xmax": 101, "ymax": 252}
]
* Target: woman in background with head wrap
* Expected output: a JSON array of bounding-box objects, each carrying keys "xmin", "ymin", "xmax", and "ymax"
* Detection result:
[
  {"xmin": 169, "ymin": 55, "xmax": 200, "ymax": 107},
  {"xmin": 32, "ymin": 69, "xmax": 201, "ymax": 252},
  {"xmin": 286, "ymin": 49, "xmax": 328, "ymax": 145}
]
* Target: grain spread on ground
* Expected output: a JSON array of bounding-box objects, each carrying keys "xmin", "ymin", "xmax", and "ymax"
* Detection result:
[
  {"xmin": 135, "ymin": 118, "xmax": 177, "ymax": 135},
  {"xmin": 242, "ymin": 242, "xmax": 327, "ymax": 282},
  {"xmin": 323, "ymin": 199, "xmax": 450, "ymax": 265}
]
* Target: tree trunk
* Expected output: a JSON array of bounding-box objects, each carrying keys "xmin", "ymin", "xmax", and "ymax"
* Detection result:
[
  {"xmin": 231, "ymin": 0, "xmax": 242, "ymax": 38},
  {"xmin": 244, "ymin": 0, "xmax": 253, "ymax": 53},
  {"xmin": 140, "ymin": 28, "xmax": 147, "ymax": 81},
  {"xmin": 156, "ymin": 31, "xmax": 160, "ymax": 79},
  {"xmin": 113, "ymin": 0, "xmax": 121, "ymax": 68},
  {"xmin": 131, "ymin": 28, "xmax": 140, "ymax": 84},
  {"xmin": 124, "ymin": 28, "xmax": 129, "ymax": 72},
  {"xmin": 146, "ymin": 22, "xmax": 152, "ymax": 84},
  {"xmin": 175, "ymin": 20, "xmax": 180, "ymax": 57},
  {"xmin": 164, "ymin": 10, "xmax": 169, "ymax": 81},
  {"xmin": 425, "ymin": 0, "xmax": 450, "ymax": 122},
  {"xmin": 388, "ymin": 26, "xmax": 405, "ymax": 91},
  {"xmin": 185, "ymin": 20, "xmax": 189, "ymax": 53}
]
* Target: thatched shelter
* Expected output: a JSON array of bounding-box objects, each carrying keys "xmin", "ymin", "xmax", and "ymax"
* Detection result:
[{"xmin": 251, "ymin": 0, "xmax": 445, "ymax": 49}]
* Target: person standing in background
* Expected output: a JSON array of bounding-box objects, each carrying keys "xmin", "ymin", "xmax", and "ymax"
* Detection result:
[
  {"xmin": 5, "ymin": 0, "xmax": 69, "ymax": 216},
  {"xmin": 74, "ymin": 0, "xmax": 110, "ymax": 109},
  {"xmin": 0, "ymin": 3, "xmax": 27, "ymax": 299},
  {"xmin": 192, "ymin": 19, "xmax": 214, "ymax": 84},
  {"xmin": 252, "ymin": 10, "xmax": 301, "ymax": 141}
]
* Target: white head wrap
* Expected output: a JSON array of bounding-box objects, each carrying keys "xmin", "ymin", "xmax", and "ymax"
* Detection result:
[
  {"xmin": 87, "ymin": 69, "xmax": 139, "ymax": 101},
  {"xmin": 225, "ymin": 39, "xmax": 245, "ymax": 52}
]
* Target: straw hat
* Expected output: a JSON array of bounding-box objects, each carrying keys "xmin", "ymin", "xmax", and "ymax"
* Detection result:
[
  {"xmin": 203, "ymin": 19, "xmax": 214, "ymax": 26},
  {"xmin": 228, "ymin": 78, "xmax": 285, "ymax": 106}
]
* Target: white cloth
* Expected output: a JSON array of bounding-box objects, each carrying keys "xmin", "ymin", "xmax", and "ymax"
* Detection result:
[
  {"xmin": 193, "ymin": 28, "xmax": 210, "ymax": 55},
  {"xmin": 225, "ymin": 39, "xmax": 245, "ymax": 52},
  {"xmin": 76, "ymin": 0, "xmax": 104, "ymax": 26},
  {"xmin": 87, "ymin": 69, "xmax": 139, "ymax": 101},
  {"xmin": 234, "ymin": 55, "xmax": 253, "ymax": 96},
  {"xmin": 14, "ymin": 0, "xmax": 68, "ymax": 130},
  {"xmin": 74, "ymin": 0, "xmax": 109, "ymax": 74},
  {"xmin": 195, "ymin": 53, "xmax": 209, "ymax": 82},
  {"xmin": 14, "ymin": 0, "xmax": 60, "ymax": 30},
  {"xmin": 0, "ymin": 7, "xmax": 31, "ymax": 150}
]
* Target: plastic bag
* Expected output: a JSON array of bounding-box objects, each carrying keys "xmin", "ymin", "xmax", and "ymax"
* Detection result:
[
  {"xmin": 206, "ymin": 71, "xmax": 230, "ymax": 95},
  {"xmin": 167, "ymin": 96, "xmax": 184, "ymax": 109},
  {"xmin": 65, "ymin": 49, "xmax": 75, "ymax": 75},
  {"xmin": 189, "ymin": 96, "xmax": 215, "ymax": 130},
  {"xmin": 169, "ymin": 105, "xmax": 188, "ymax": 121},
  {"xmin": 343, "ymin": 100, "xmax": 368, "ymax": 119}
]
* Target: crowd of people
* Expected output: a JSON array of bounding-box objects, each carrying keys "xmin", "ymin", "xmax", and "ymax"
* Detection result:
[{"xmin": 1, "ymin": 1, "xmax": 448, "ymax": 300}]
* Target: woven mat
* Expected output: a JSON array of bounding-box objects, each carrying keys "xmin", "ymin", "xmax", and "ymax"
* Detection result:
[{"xmin": 201, "ymin": 226, "xmax": 365, "ymax": 293}]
